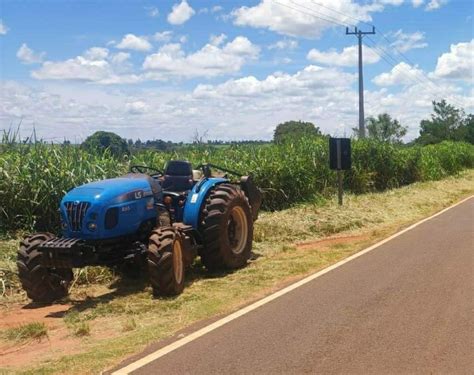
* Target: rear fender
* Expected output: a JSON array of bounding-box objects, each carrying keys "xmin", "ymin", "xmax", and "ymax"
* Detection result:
[
  {"xmin": 240, "ymin": 175, "xmax": 262, "ymax": 221},
  {"xmin": 183, "ymin": 177, "xmax": 227, "ymax": 229}
]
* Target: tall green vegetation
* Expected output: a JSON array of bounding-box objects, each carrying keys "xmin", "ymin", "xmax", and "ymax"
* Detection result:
[
  {"xmin": 0, "ymin": 130, "xmax": 123, "ymax": 232},
  {"xmin": 273, "ymin": 120, "xmax": 322, "ymax": 143},
  {"xmin": 417, "ymin": 100, "xmax": 473, "ymax": 145},
  {"xmin": 1, "ymin": 128, "xmax": 473, "ymax": 233}
]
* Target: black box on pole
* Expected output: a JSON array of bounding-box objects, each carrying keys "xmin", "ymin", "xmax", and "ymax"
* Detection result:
[{"xmin": 329, "ymin": 138, "xmax": 351, "ymax": 170}]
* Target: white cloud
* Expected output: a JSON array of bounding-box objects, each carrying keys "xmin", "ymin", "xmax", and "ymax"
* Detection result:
[
  {"xmin": 126, "ymin": 101, "xmax": 149, "ymax": 114},
  {"xmin": 17, "ymin": 43, "xmax": 46, "ymax": 64},
  {"xmin": 373, "ymin": 62, "xmax": 424, "ymax": 86},
  {"xmin": 434, "ymin": 40, "xmax": 474, "ymax": 81},
  {"xmin": 268, "ymin": 39, "xmax": 298, "ymax": 50},
  {"xmin": 143, "ymin": 36, "xmax": 260, "ymax": 79},
  {"xmin": 209, "ymin": 33, "xmax": 227, "ymax": 46},
  {"xmin": 390, "ymin": 29, "xmax": 427, "ymax": 53},
  {"xmin": 110, "ymin": 52, "xmax": 130, "ymax": 65},
  {"xmin": 0, "ymin": 19, "xmax": 8, "ymax": 35},
  {"xmin": 31, "ymin": 47, "xmax": 139, "ymax": 84},
  {"xmin": 412, "ymin": 0, "xmax": 424, "ymax": 7},
  {"xmin": 168, "ymin": 0, "xmax": 195, "ymax": 25},
  {"xmin": 425, "ymin": 0, "xmax": 447, "ymax": 11},
  {"xmin": 193, "ymin": 65, "xmax": 355, "ymax": 99},
  {"xmin": 84, "ymin": 47, "xmax": 109, "ymax": 60},
  {"xmin": 3, "ymin": 60, "xmax": 472, "ymax": 142},
  {"xmin": 116, "ymin": 34, "xmax": 152, "ymax": 51},
  {"xmin": 211, "ymin": 5, "xmax": 223, "ymax": 13},
  {"xmin": 147, "ymin": 6, "xmax": 159, "ymax": 18},
  {"xmin": 232, "ymin": 0, "xmax": 378, "ymax": 39},
  {"xmin": 376, "ymin": 0, "xmax": 404, "ymax": 5},
  {"xmin": 153, "ymin": 31, "xmax": 173, "ymax": 42},
  {"xmin": 307, "ymin": 45, "xmax": 380, "ymax": 66}
]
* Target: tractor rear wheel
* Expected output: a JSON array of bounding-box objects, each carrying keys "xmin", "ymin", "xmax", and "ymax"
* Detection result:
[
  {"xmin": 17, "ymin": 233, "xmax": 73, "ymax": 304},
  {"xmin": 200, "ymin": 184, "xmax": 253, "ymax": 271},
  {"xmin": 147, "ymin": 227, "xmax": 185, "ymax": 296}
]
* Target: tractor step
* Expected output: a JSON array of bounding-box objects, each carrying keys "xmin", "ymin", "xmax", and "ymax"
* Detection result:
[{"xmin": 172, "ymin": 222, "xmax": 193, "ymax": 231}]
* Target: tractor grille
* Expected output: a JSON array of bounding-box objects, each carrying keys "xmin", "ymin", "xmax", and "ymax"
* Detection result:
[{"xmin": 64, "ymin": 201, "xmax": 90, "ymax": 232}]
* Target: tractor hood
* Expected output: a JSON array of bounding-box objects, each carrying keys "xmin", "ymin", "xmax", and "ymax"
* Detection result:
[
  {"xmin": 60, "ymin": 176, "xmax": 160, "ymax": 240},
  {"xmin": 63, "ymin": 177, "xmax": 154, "ymax": 205}
]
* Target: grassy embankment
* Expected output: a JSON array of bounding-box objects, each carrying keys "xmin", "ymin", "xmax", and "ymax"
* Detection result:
[{"xmin": 0, "ymin": 170, "xmax": 473, "ymax": 374}]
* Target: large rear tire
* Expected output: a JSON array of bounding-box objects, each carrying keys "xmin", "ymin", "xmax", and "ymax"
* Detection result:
[
  {"xmin": 200, "ymin": 184, "xmax": 253, "ymax": 271},
  {"xmin": 148, "ymin": 227, "xmax": 185, "ymax": 296},
  {"xmin": 17, "ymin": 233, "xmax": 73, "ymax": 304}
]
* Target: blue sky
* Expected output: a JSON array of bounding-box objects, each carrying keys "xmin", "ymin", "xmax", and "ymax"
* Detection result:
[{"xmin": 1, "ymin": 0, "xmax": 473, "ymax": 142}]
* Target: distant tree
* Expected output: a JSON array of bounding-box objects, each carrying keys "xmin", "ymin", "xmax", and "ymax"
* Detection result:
[
  {"xmin": 364, "ymin": 113, "xmax": 408, "ymax": 143},
  {"xmin": 192, "ymin": 129, "xmax": 209, "ymax": 145},
  {"xmin": 416, "ymin": 100, "xmax": 472, "ymax": 144},
  {"xmin": 82, "ymin": 131, "xmax": 129, "ymax": 156},
  {"xmin": 462, "ymin": 114, "xmax": 474, "ymax": 144},
  {"xmin": 273, "ymin": 120, "xmax": 322, "ymax": 143}
]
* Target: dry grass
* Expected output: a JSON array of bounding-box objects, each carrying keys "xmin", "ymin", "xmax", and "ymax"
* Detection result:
[
  {"xmin": 255, "ymin": 171, "xmax": 474, "ymax": 245},
  {"xmin": 1, "ymin": 170, "xmax": 473, "ymax": 374}
]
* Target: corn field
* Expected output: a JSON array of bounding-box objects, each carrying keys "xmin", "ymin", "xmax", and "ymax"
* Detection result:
[{"xmin": 1, "ymin": 132, "xmax": 473, "ymax": 233}]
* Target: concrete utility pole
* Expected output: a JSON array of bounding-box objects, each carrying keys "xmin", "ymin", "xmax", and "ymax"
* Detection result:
[{"xmin": 346, "ymin": 26, "xmax": 375, "ymax": 139}]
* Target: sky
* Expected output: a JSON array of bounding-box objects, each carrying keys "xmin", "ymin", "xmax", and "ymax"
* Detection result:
[{"xmin": 0, "ymin": 0, "xmax": 473, "ymax": 142}]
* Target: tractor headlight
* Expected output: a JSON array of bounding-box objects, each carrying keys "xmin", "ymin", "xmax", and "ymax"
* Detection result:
[{"xmin": 87, "ymin": 222, "xmax": 97, "ymax": 231}]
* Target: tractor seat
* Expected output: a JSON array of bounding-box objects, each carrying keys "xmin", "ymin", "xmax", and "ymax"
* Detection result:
[{"xmin": 161, "ymin": 160, "xmax": 194, "ymax": 192}]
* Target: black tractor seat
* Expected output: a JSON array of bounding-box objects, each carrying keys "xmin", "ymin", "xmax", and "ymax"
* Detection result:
[{"xmin": 161, "ymin": 160, "xmax": 194, "ymax": 192}]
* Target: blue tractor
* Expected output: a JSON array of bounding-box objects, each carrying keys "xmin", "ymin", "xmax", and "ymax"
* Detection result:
[{"xmin": 17, "ymin": 161, "xmax": 262, "ymax": 303}]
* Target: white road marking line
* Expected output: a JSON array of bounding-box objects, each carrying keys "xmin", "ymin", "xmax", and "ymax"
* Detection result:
[{"xmin": 112, "ymin": 195, "xmax": 473, "ymax": 375}]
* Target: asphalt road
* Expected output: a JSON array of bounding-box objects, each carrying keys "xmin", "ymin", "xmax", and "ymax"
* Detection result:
[{"xmin": 119, "ymin": 198, "xmax": 474, "ymax": 374}]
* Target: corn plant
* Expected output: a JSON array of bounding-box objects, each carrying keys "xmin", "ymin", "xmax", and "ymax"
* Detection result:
[{"xmin": 1, "ymin": 131, "xmax": 473, "ymax": 233}]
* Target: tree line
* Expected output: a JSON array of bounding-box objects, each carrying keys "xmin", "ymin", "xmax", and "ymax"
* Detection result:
[
  {"xmin": 273, "ymin": 100, "xmax": 473, "ymax": 145},
  {"xmin": 79, "ymin": 100, "xmax": 473, "ymax": 156}
]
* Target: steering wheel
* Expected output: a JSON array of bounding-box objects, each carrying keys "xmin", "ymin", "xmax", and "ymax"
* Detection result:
[{"xmin": 130, "ymin": 165, "xmax": 163, "ymax": 178}]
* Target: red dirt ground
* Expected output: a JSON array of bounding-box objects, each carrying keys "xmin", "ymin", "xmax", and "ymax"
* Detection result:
[{"xmin": 0, "ymin": 301, "xmax": 119, "ymax": 370}]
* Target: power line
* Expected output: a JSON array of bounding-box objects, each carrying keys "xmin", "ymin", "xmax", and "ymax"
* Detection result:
[
  {"xmin": 304, "ymin": 0, "xmax": 463, "ymax": 107},
  {"xmin": 273, "ymin": 0, "xmax": 467, "ymax": 115},
  {"xmin": 272, "ymin": 0, "xmax": 350, "ymax": 29},
  {"xmin": 372, "ymin": 28, "xmax": 465, "ymax": 107},
  {"xmin": 289, "ymin": 0, "xmax": 352, "ymax": 28},
  {"xmin": 364, "ymin": 36, "xmax": 466, "ymax": 108},
  {"xmin": 310, "ymin": 0, "xmax": 373, "ymax": 28},
  {"xmin": 305, "ymin": 0, "xmax": 466, "ymax": 108}
]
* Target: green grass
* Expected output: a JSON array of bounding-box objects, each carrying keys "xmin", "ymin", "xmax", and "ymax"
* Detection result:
[
  {"xmin": 1, "ymin": 170, "xmax": 472, "ymax": 374},
  {"xmin": 0, "ymin": 322, "xmax": 48, "ymax": 342},
  {"xmin": 71, "ymin": 322, "xmax": 90, "ymax": 337}
]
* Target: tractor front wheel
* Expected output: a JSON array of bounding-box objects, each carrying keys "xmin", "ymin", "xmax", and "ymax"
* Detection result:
[
  {"xmin": 147, "ymin": 227, "xmax": 185, "ymax": 296},
  {"xmin": 17, "ymin": 233, "xmax": 73, "ymax": 304},
  {"xmin": 200, "ymin": 184, "xmax": 253, "ymax": 271}
]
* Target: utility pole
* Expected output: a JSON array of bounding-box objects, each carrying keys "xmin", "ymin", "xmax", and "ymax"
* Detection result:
[{"xmin": 346, "ymin": 26, "xmax": 375, "ymax": 139}]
